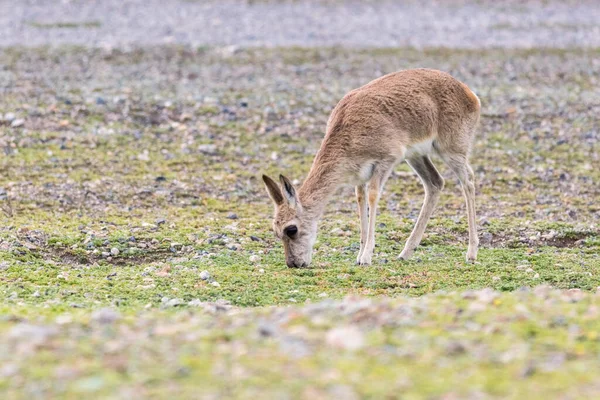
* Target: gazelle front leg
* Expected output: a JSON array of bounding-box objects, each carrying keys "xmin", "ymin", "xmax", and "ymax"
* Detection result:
[
  {"xmin": 355, "ymin": 184, "xmax": 368, "ymax": 264},
  {"xmin": 358, "ymin": 166, "xmax": 393, "ymax": 265}
]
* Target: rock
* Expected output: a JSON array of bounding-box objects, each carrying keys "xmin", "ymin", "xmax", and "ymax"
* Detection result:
[
  {"xmin": 226, "ymin": 213, "xmax": 238, "ymax": 220},
  {"xmin": 3, "ymin": 112, "xmax": 15, "ymax": 122},
  {"xmin": 250, "ymin": 236, "xmax": 261, "ymax": 242},
  {"xmin": 188, "ymin": 299, "xmax": 203, "ymax": 307},
  {"xmin": 258, "ymin": 322, "xmax": 277, "ymax": 337},
  {"xmin": 101, "ymin": 251, "xmax": 110, "ymax": 258},
  {"xmin": 96, "ymin": 97, "xmax": 106, "ymax": 105},
  {"xmin": 155, "ymin": 218, "xmax": 166, "ymax": 225},
  {"xmin": 10, "ymin": 119, "xmax": 25, "ymax": 128},
  {"xmin": 249, "ymin": 254, "xmax": 260, "ymax": 263},
  {"xmin": 211, "ymin": 281, "xmax": 221, "ymax": 287},
  {"xmin": 198, "ymin": 144, "xmax": 217, "ymax": 155},
  {"xmin": 165, "ymin": 298, "xmax": 184, "ymax": 307},
  {"xmin": 200, "ymin": 270, "xmax": 211, "ymax": 280},
  {"xmin": 110, "ymin": 247, "xmax": 120, "ymax": 256},
  {"xmin": 91, "ymin": 308, "xmax": 120, "ymax": 324},
  {"xmin": 326, "ymin": 326, "xmax": 364, "ymax": 351},
  {"xmin": 481, "ymin": 232, "xmax": 493, "ymax": 245}
]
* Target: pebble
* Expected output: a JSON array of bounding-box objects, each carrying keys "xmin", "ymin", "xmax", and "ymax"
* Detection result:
[
  {"xmin": 211, "ymin": 281, "xmax": 221, "ymax": 287},
  {"xmin": 226, "ymin": 213, "xmax": 238, "ymax": 220},
  {"xmin": 326, "ymin": 326, "xmax": 365, "ymax": 351},
  {"xmin": 91, "ymin": 308, "xmax": 120, "ymax": 324},
  {"xmin": 188, "ymin": 299, "xmax": 203, "ymax": 307},
  {"xmin": 198, "ymin": 144, "xmax": 218, "ymax": 154},
  {"xmin": 110, "ymin": 247, "xmax": 120, "ymax": 256},
  {"xmin": 10, "ymin": 119, "xmax": 25, "ymax": 128},
  {"xmin": 200, "ymin": 270, "xmax": 211, "ymax": 280},
  {"xmin": 3, "ymin": 112, "xmax": 15, "ymax": 122},
  {"xmin": 164, "ymin": 298, "xmax": 184, "ymax": 307},
  {"xmin": 481, "ymin": 232, "xmax": 493, "ymax": 245},
  {"xmin": 249, "ymin": 254, "xmax": 260, "ymax": 263}
]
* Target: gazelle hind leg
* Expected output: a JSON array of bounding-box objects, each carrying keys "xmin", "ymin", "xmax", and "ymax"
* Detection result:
[
  {"xmin": 355, "ymin": 184, "xmax": 368, "ymax": 263},
  {"xmin": 399, "ymin": 156, "xmax": 445, "ymax": 260},
  {"xmin": 443, "ymin": 155, "xmax": 478, "ymax": 262}
]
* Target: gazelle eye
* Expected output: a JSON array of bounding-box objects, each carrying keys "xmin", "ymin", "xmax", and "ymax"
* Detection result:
[{"xmin": 284, "ymin": 225, "xmax": 298, "ymax": 238}]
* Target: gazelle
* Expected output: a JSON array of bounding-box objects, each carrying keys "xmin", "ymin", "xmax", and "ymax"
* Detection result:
[{"xmin": 263, "ymin": 68, "xmax": 480, "ymax": 268}]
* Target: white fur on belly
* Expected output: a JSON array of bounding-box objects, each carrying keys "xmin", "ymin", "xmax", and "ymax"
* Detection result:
[{"xmin": 405, "ymin": 138, "xmax": 434, "ymax": 159}]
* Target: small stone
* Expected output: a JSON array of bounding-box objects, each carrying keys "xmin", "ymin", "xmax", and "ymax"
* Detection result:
[
  {"xmin": 96, "ymin": 97, "xmax": 106, "ymax": 105},
  {"xmin": 110, "ymin": 247, "xmax": 120, "ymax": 256},
  {"xmin": 326, "ymin": 326, "xmax": 364, "ymax": 351},
  {"xmin": 3, "ymin": 112, "xmax": 15, "ymax": 122},
  {"xmin": 250, "ymin": 236, "xmax": 261, "ymax": 242},
  {"xmin": 188, "ymin": 299, "xmax": 203, "ymax": 307},
  {"xmin": 200, "ymin": 270, "xmax": 211, "ymax": 281},
  {"xmin": 249, "ymin": 254, "xmax": 260, "ymax": 263},
  {"xmin": 259, "ymin": 268, "xmax": 265, "ymax": 273},
  {"xmin": 32, "ymin": 291, "xmax": 40, "ymax": 297},
  {"xmin": 101, "ymin": 251, "xmax": 110, "ymax": 258},
  {"xmin": 10, "ymin": 119, "xmax": 25, "ymax": 128},
  {"xmin": 226, "ymin": 213, "xmax": 238, "ymax": 220},
  {"xmin": 198, "ymin": 144, "xmax": 217, "ymax": 155},
  {"xmin": 91, "ymin": 308, "xmax": 120, "ymax": 324},
  {"xmin": 481, "ymin": 232, "xmax": 493, "ymax": 245},
  {"xmin": 165, "ymin": 298, "xmax": 184, "ymax": 307},
  {"xmin": 211, "ymin": 281, "xmax": 221, "ymax": 287},
  {"xmin": 155, "ymin": 218, "xmax": 166, "ymax": 225}
]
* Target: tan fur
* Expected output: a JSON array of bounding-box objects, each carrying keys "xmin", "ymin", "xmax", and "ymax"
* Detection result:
[{"xmin": 264, "ymin": 68, "xmax": 480, "ymax": 267}]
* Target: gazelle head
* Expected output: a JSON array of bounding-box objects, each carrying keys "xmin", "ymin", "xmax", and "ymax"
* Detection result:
[{"xmin": 262, "ymin": 174, "xmax": 317, "ymax": 268}]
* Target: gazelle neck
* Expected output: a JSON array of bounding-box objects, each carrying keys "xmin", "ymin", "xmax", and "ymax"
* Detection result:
[{"xmin": 298, "ymin": 153, "xmax": 344, "ymax": 218}]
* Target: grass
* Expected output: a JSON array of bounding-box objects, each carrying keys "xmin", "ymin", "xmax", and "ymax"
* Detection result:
[{"xmin": 0, "ymin": 45, "xmax": 599, "ymax": 398}]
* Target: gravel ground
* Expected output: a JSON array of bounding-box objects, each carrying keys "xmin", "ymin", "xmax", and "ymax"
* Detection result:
[
  {"xmin": 2, "ymin": 0, "xmax": 600, "ymax": 49},
  {"xmin": 1, "ymin": 2, "xmax": 600, "ymax": 398}
]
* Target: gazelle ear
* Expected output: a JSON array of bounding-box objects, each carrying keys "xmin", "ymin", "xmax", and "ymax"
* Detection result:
[
  {"xmin": 279, "ymin": 175, "xmax": 298, "ymax": 207},
  {"xmin": 263, "ymin": 174, "xmax": 284, "ymax": 205}
]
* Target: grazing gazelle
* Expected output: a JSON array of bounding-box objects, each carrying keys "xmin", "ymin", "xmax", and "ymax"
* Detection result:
[{"xmin": 263, "ymin": 68, "xmax": 480, "ymax": 268}]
